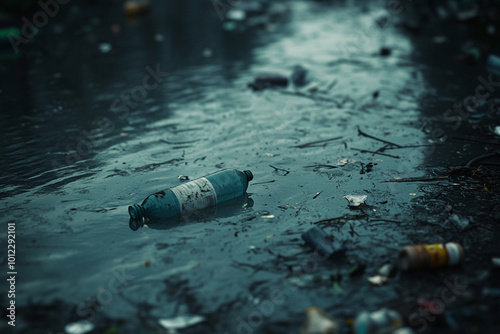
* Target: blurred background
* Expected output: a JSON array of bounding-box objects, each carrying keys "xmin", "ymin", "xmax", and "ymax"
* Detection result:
[{"xmin": 0, "ymin": 0, "xmax": 499, "ymax": 333}]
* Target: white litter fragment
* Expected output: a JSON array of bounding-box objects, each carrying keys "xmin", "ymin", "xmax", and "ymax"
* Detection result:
[
  {"xmin": 65, "ymin": 321, "xmax": 94, "ymax": 334},
  {"xmin": 494, "ymin": 126, "xmax": 500, "ymax": 136},
  {"xmin": 159, "ymin": 315, "xmax": 206, "ymax": 330},
  {"xmin": 226, "ymin": 9, "xmax": 246, "ymax": 21},
  {"xmin": 492, "ymin": 258, "xmax": 500, "ymax": 268},
  {"xmin": 368, "ymin": 275, "xmax": 387, "ymax": 286},
  {"xmin": 448, "ymin": 213, "xmax": 469, "ymax": 231},
  {"xmin": 343, "ymin": 195, "xmax": 367, "ymax": 207}
]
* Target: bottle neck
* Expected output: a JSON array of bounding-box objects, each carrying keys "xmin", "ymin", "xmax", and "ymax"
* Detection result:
[
  {"xmin": 243, "ymin": 170, "xmax": 253, "ymax": 182},
  {"xmin": 129, "ymin": 204, "xmax": 145, "ymax": 220}
]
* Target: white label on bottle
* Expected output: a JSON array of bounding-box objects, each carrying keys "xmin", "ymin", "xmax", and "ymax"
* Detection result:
[
  {"xmin": 170, "ymin": 177, "xmax": 217, "ymax": 214},
  {"xmin": 446, "ymin": 243, "xmax": 462, "ymax": 266}
]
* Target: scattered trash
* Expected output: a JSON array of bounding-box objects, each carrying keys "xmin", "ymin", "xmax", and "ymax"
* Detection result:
[
  {"xmin": 354, "ymin": 308, "xmax": 403, "ymax": 334},
  {"xmin": 261, "ymin": 214, "xmax": 275, "ymax": 219},
  {"xmin": 248, "ymin": 73, "xmax": 289, "ymax": 91},
  {"xmin": 227, "ymin": 9, "xmax": 246, "ymax": 21},
  {"xmin": 447, "ymin": 213, "xmax": 469, "ymax": 231},
  {"xmin": 124, "ymin": 0, "xmax": 150, "ymax": 18},
  {"xmin": 301, "ymin": 227, "xmax": 343, "ymax": 259},
  {"xmin": 368, "ymin": 275, "xmax": 387, "ymax": 286},
  {"xmin": 128, "ymin": 169, "xmax": 253, "ymax": 222},
  {"xmin": 98, "ymin": 42, "xmax": 112, "ymax": 53},
  {"xmin": 492, "ymin": 257, "xmax": 500, "ymax": 268},
  {"xmin": 380, "ymin": 47, "xmax": 391, "ymax": 56},
  {"xmin": 178, "ymin": 175, "xmax": 190, "ymax": 181},
  {"xmin": 494, "ymin": 126, "xmax": 500, "ymax": 136},
  {"xmin": 313, "ymin": 191, "xmax": 322, "ymax": 199},
  {"xmin": 398, "ymin": 243, "xmax": 464, "ymax": 271},
  {"xmin": 302, "ymin": 307, "xmax": 339, "ymax": 334},
  {"xmin": 64, "ymin": 320, "xmax": 94, "ymax": 334},
  {"xmin": 343, "ymin": 195, "xmax": 367, "ymax": 207},
  {"xmin": 377, "ymin": 263, "xmax": 397, "ymax": 278},
  {"xmin": 145, "ymin": 259, "xmax": 150, "ymax": 267},
  {"xmin": 158, "ymin": 315, "xmax": 206, "ymax": 330},
  {"xmin": 291, "ymin": 65, "xmax": 308, "ymax": 87}
]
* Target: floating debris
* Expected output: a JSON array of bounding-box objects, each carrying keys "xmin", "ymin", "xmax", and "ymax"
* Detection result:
[
  {"xmin": 158, "ymin": 315, "xmax": 206, "ymax": 330},
  {"xmin": 64, "ymin": 321, "xmax": 94, "ymax": 334},
  {"xmin": 302, "ymin": 307, "xmax": 338, "ymax": 334},
  {"xmin": 98, "ymin": 42, "xmax": 112, "ymax": 53},
  {"xmin": 494, "ymin": 126, "xmax": 500, "ymax": 136},
  {"xmin": 248, "ymin": 73, "xmax": 288, "ymax": 91},
  {"xmin": 368, "ymin": 275, "xmax": 387, "ymax": 286},
  {"xmin": 354, "ymin": 308, "xmax": 403, "ymax": 334},
  {"xmin": 177, "ymin": 175, "xmax": 190, "ymax": 181},
  {"xmin": 301, "ymin": 227, "xmax": 343, "ymax": 258},
  {"xmin": 343, "ymin": 195, "xmax": 367, "ymax": 207},
  {"xmin": 398, "ymin": 243, "xmax": 464, "ymax": 271}
]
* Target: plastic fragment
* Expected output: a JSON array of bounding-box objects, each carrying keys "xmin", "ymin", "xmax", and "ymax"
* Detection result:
[
  {"xmin": 98, "ymin": 43, "xmax": 112, "ymax": 53},
  {"xmin": 301, "ymin": 227, "xmax": 342, "ymax": 258},
  {"xmin": 302, "ymin": 307, "xmax": 338, "ymax": 334},
  {"xmin": 64, "ymin": 321, "xmax": 94, "ymax": 334},
  {"xmin": 368, "ymin": 275, "xmax": 387, "ymax": 286},
  {"xmin": 494, "ymin": 126, "xmax": 500, "ymax": 136},
  {"xmin": 343, "ymin": 195, "xmax": 367, "ymax": 207},
  {"xmin": 158, "ymin": 315, "xmax": 206, "ymax": 330},
  {"xmin": 492, "ymin": 258, "xmax": 500, "ymax": 268}
]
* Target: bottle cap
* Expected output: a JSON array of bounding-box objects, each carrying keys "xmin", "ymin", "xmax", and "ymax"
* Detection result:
[
  {"xmin": 129, "ymin": 204, "xmax": 145, "ymax": 220},
  {"xmin": 243, "ymin": 170, "xmax": 253, "ymax": 182}
]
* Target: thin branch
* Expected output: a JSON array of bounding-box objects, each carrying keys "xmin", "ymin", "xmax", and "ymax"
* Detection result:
[
  {"xmin": 290, "ymin": 136, "xmax": 343, "ymax": 148},
  {"xmin": 351, "ymin": 147, "xmax": 400, "ymax": 159},
  {"xmin": 357, "ymin": 128, "xmax": 402, "ymax": 148},
  {"xmin": 269, "ymin": 165, "xmax": 290, "ymax": 176}
]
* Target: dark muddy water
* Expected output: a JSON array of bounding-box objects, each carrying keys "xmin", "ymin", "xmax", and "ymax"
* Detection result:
[{"xmin": 2, "ymin": 1, "xmax": 493, "ymax": 333}]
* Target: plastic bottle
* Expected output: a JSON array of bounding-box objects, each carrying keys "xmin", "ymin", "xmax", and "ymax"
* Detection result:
[
  {"xmin": 354, "ymin": 308, "xmax": 403, "ymax": 334},
  {"xmin": 129, "ymin": 169, "xmax": 253, "ymax": 222},
  {"xmin": 398, "ymin": 243, "xmax": 464, "ymax": 271},
  {"xmin": 302, "ymin": 307, "xmax": 338, "ymax": 334}
]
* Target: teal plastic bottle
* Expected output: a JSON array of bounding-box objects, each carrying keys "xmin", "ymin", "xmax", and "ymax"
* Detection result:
[{"xmin": 129, "ymin": 169, "xmax": 253, "ymax": 221}]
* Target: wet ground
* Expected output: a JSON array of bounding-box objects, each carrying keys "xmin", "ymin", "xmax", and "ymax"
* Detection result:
[{"xmin": 1, "ymin": 0, "xmax": 500, "ymax": 333}]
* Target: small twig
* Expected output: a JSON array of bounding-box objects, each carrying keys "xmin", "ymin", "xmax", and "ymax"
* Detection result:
[
  {"xmin": 368, "ymin": 219, "xmax": 403, "ymax": 224},
  {"xmin": 383, "ymin": 176, "xmax": 448, "ymax": 183},
  {"xmin": 269, "ymin": 165, "xmax": 290, "ymax": 176},
  {"xmin": 357, "ymin": 128, "xmax": 402, "ymax": 148},
  {"xmin": 252, "ymin": 180, "xmax": 276, "ymax": 185},
  {"xmin": 290, "ymin": 136, "xmax": 343, "ymax": 148},
  {"xmin": 304, "ymin": 164, "xmax": 338, "ymax": 169},
  {"xmin": 324, "ymin": 79, "xmax": 338, "ymax": 91},
  {"xmin": 313, "ymin": 191, "xmax": 322, "ymax": 199},
  {"xmin": 351, "ymin": 147, "xmax": 400, "ymax": 159},
  {"xmin": 464, "ymin": 151, "xmax": 500, "ymax": 168},
  {"xmin": 160, "ymin": 139, "xmax": 200, "ymax": 145}
]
